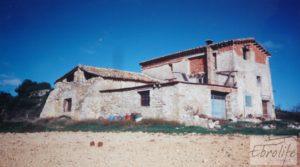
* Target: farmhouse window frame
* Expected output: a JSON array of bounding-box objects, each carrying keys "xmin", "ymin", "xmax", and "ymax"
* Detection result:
[{"xmin": 138, "ymin": 90, "xmax": 150, "ymax": 106}]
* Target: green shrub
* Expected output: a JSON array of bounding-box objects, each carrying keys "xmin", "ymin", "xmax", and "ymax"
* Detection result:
[{"xmin": 0, "ymin": 118, "xmax": 299, "ymax": 136}]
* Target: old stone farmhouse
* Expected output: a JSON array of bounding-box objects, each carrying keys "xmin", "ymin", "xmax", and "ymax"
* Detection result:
[{"xmin": 40, "ymin": 38, "xmax": 275, "ymax": 125}]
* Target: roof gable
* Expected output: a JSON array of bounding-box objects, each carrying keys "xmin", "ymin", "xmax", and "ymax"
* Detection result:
[{"xmin": 55, "ymin": 65, "xmax": 159, "ymax": 83}]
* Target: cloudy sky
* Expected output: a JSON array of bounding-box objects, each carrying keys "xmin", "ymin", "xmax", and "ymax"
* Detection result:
[{"xmin": 0, "ymin": 0, "xmax": 300, "ymax": 109}]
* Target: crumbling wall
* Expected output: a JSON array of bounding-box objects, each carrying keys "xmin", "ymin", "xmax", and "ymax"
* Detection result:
[
  {"xmin": 40, "ymin": 81, "xmax": 90, "ymax": 118},
  {"xmin": 40, "ymin": 75, "xmax": 147, "ymax": 119},
  {"xmin": 77, "ymin": 78, "xmax": 146, "ymax": 119},
  {"xmin": 176, "ymin": 83, "xmax": 211, "ymax": 123}
]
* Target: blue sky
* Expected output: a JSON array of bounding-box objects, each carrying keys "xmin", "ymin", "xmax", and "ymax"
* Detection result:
[{"xmin": 0, "ymin": 0, "xmax": 300, "ymax": 109}]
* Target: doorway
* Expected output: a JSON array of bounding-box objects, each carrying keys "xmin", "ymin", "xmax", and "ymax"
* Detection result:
[
  {"xmin": 262, "ymin": 100, "xmax": 268, "ymax": 118},
  {"xmin": 211, "ymin": 92, "xmax": 226, "ymax": 118}
]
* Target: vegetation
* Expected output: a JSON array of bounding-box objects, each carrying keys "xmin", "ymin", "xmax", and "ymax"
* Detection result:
[
  {"xmin": 0, "ymin": 118, "xmax": 299, "ymax": 136},
  {"xmin": 0, "ymin": 79, "xmax": 52, "ymax": 121},
  {"xmin": 275, "ymin": 105, "xmax": 300, "ymax": 122}
]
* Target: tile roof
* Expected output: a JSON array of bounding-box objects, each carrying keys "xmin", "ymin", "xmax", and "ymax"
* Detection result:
[{"xmin": 55, "ymin": 65, "xmax": 159, "ymax": 83}]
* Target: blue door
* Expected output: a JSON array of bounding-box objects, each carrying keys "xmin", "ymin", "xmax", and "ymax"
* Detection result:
[{"xmin": 211, "ymin": 94, "xmax": 226, "ymax": 118}]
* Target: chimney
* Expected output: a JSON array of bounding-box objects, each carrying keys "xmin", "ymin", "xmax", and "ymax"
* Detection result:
[{"xmin": 205, "ymin": 39, "xmax": 213, "ymax": 45}]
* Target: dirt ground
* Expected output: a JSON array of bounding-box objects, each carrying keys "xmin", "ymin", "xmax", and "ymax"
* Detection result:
[{"xmin": 0, "ymin": 132, "xmax": 299, "ymax": 167}]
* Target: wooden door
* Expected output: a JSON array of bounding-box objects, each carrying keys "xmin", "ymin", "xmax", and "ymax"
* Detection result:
[{"xmin": 262, "ymin": 100, "xmax": 268, "ymax": 117}]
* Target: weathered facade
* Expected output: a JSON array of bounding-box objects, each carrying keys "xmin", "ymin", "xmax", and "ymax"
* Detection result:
[{"xmin": 40, "ymin": 38, "xmax": 276, "ymax": 125}]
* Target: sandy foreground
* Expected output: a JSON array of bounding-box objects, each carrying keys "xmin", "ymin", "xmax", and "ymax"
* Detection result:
[{"xmin": 0, "ymin": 132, "xmax": 299, "ymax": 167}]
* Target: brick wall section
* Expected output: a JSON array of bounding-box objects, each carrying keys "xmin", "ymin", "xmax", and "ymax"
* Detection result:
[
  {"xmin": 231, "ymin": 44, "xmax": 267, "ymax": 64},
  {"xmin": 217, "ymin": 45, "xmax": 233, "ymax": 53},
  {"xmin": 252, "ymin": 45, "xmax": 267, "ymax": 64},
  {"xmin": 215, "ymin": 44, "xmax": 267, "ymax": 64},
  {"xmin": 189, "ymin": 57, "xmax": 205, "ymax": 74}
]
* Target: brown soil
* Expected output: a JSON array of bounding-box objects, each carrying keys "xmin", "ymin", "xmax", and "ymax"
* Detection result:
[{"xmin": 0, "ymin": 132, "xmax": 298, "ymax": 167}]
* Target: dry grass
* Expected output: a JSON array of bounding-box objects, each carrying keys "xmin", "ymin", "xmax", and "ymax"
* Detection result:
[
  {"xmin": 138, "ymin": 118, "xmax": 181, "ymax": 126},
  {"xmin": 32, "ymin": 117, "xmax": 182, "ymax": 128}
]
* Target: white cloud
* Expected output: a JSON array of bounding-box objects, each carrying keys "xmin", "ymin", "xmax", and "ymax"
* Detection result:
[
  {"xmin": 0, "ymin": 74, "xmax": 21, "ymax": 87},
  {"xmin": 262, "ymin": 40, "xmax": 282, "ymax": 49},
  {"xmin": 0, "ymin": 79, "xmax": 21, "ymax": 86}
]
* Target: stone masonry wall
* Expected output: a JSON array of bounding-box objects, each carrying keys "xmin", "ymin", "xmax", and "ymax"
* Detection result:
[
  {"xmin": 40, "ymin": 76, "xmax": 146, "ymax": 119},
  {"xmin": 83, "ymin": 83, "xmax": 214, "ymax": 125}
]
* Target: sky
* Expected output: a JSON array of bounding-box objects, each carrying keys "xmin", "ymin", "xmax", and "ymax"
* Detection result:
[{"xmin": 0, "ymin": 0, "xmax": 300, "ymax": 110}]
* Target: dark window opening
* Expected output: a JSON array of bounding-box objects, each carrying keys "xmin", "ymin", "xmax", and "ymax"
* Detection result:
[
  {"xmin": 242, "ymin": 46, "xmax": 249, "ymax": 60},
  {"xmin": 213, "ymin": 53, "xmax": 217, "ymax": 69},
  {"xmin": 257, "ymin": 76, "xmax": 261, "ymax": 86},
  {"xmin": 138, "ymin": 91, "xmax": 150, "ymax": 106},
  {"xmin": 169, "ymin": 63, "xmax": 173, "ymax": 72},
  {"xmin": 63, "ymin": 98, "xmax": 72, "ymax": 112},
  {"xmin": 66, "ymin": 74, "xmax": 74, "ymax": 82},
  {"xmin": 211, "ymin": 91, "xmax": 227, "ymax": 98},
  {"xmin": 198, "ymin": 74, "xmax": 206, "ymax": 84},
  {"xmin": 84, "ymin": 71, "xmax": 98, "ymax": 80},
  {"xmin": 198, "ymin": 77, "xmax": 204, "ymax": 84}
]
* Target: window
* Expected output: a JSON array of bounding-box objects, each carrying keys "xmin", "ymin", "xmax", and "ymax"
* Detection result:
[
  {"xmin": 138, "ymin": 90, "xmax": 150, "ymax": 106},
  {"xmin": 256, "ymin": 76, "xmax": 261, "ymax": 86},
  {"xmin": 213, "ymin": 53, "xmax": 217, "ymax": 69},
  {"xmin": 63, "ymin": 98, "xmax": 72, "ymax": 112},
  {"xmin": 242, "ymin": 46, "xmax": 249, "ymax": 60},
  {"xmin": 169, "ymin": 63, "xmax": 173, "ymax": 72},
  {"xmin": 245, "ymin": 95, "xmax": 252, "ymax": 107}
]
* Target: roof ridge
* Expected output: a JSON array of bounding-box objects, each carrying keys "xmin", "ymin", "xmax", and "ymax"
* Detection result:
[
  {"xmin": 80, "ymin": 64, "xmax": 144, "ymax": 75},
  {"xmin": 78, "ymin": 64, "xmax": 160, "ymax": 83}
]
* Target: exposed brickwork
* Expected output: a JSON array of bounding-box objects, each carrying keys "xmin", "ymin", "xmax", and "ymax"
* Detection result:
[
  {"xmin": 217, "ymin": 45, "xmax": 233, "ymax": 53},
  {"xmin": 231, "ymin": 44, "xmax": 267, "ymax": 64},
  {"xmin": 214, "ymin": 43, "xmax": 268, "ymax": 64},
  {"xmin": 233, "ymin": 45, "xmax": 243, "ymax": 58},
  {"xmin": 251, "ymin": 44, "xmax": 267, "ymax": 64},
  {"xmin": 189, "ymin": 57, "xmax": 205, "ymax": 74}
]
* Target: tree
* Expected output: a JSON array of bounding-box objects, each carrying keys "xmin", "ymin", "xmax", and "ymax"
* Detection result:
[
  {"xmin": 0, "ymin": 91, "xmax": 14, "ymax": 121},
  {"xmin": 15, "ymin": 79, "xmax": 51, "ymax": 97},
  {"xmin": 1, "ymin": 79, "xmax": 52, "ymax": 120}
]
